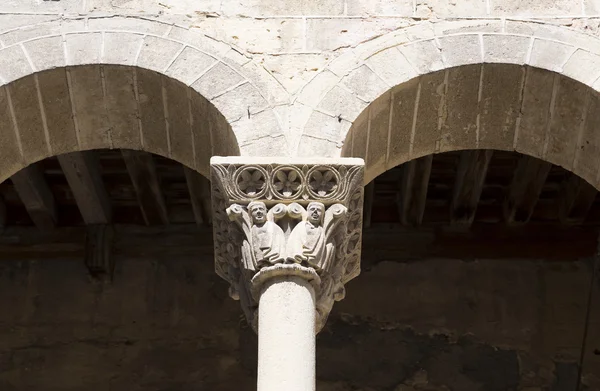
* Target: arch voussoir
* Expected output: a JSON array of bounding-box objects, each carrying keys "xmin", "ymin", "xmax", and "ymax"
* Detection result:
[
  {"xmin": 296, "ymin": 20, "xmax": 600, "ymax": 189},
  {"xmin": 0, "ymin": 17, "xmax": 292, "ymax": 179}
]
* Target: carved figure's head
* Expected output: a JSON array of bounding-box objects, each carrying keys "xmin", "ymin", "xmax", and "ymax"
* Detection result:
[
  {"xmin": 307, "ymin": 202, "xmax": 325, "ymax": 226},
  {"xmin": 248, "ymin": 201, "xmax": 267, "ymax": 224}
]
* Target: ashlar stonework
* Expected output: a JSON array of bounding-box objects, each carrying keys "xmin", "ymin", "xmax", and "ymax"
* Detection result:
[{"xmin": 210, "ymin": 157, "xmax": 364, "ymax": 332}]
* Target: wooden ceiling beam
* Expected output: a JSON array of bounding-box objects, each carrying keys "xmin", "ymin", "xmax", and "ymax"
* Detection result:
[
  {"xmin": 558, "ymin": 174, "xmax": 597, "ymax": 225},
  {"xmin": 58, "ymin": 151, "xmax": 112, "ymax": 224},
  {"xmin": 122, "ymin": 150, "xmax": 169, "ymax": 225},
  {"xmin": 504, "ymin": 155, "xmax": 552, "ymax": 225},
  {"xmin": 11, "ymin": 164, "xmax": 57, "ymax": 230},
  {"xmin": 450, "ymin": 150, "xmax": 493, "ymax": 226},
  {"xmin": 183, "ymin": 167, "xmax": 212, "ymax": 226},
  {"xmin": 397, "ymin": 155, "xmax": 433, "ymax": 226}
]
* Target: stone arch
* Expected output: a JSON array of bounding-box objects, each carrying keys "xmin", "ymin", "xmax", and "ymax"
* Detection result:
[
  {"xmin": 297, "ymin": 20, "xmax": 600, "ymax": 186},
  {"xmin": 0, "ymin": 17, "xmax": 289, "ymax": 181}
]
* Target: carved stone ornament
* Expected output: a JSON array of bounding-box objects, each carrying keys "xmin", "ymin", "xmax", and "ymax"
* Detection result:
[{"xmin": 210, "ymin": 157, "xmax": 365, "ymax": 332}]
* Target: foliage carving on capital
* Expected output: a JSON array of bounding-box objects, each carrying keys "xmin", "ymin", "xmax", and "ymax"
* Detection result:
[{"xmin": 210, "ymin": 158, "xmax": 365, "ymax": 332}]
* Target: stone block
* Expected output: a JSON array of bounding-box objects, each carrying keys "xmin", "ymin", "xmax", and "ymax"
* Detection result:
[
  {"xmin": 433, "ymin": 20, "xmax": 503, "ymax": 36},
  {"xmin": 168, "ymin": 26, "xmax": 232, "ymax": 58},
  {"xmin": 0, "ymin": 14, "xmax": 57, "ymax": 35},
  {"xmin": 0, "ymin": 87, "xmax": 22, "ymax": 182},
  {"xmin": 85, "ymin": 0, "xmax": 164, "ymax": 13},
  {"xmin": 305, "ymin": 18, "xmax": 407, "ymax": 52},
  {"xmin": 366, "ymin": 92, "xmax": 391, "ymax": 175},
  {"xmin": 346, "ymin": 0, "xmax": 414, "ymax": 16},
  {"xmin": 7, "ymin": 77, "xmax": 48, "ymax": 163},
  {"xmin": 415, "ymin": 0, "xmax": 487, "ymax": 17},
  {"xmin": 103, "ymin": 66, "xmax": 142, "ymax": 151},
  {"xmin": 411, "ymin": 72, "xmax": 444, "ymax": 158},
  {"xmin": 0, "ymin": 19, "xmax": 86, "ymax": 47},
  {"xmin": 198, "ymin": 17, "xmax": 304, "ymax": 53},
  {"xmin": 350, "ymin": 109, "xmax": 369, "ymax": 159},
  {"xmin": 136, "ymin": 68, "xmax": 169, "ymax": 157},
  {"xmin": 224, "ymin": 0, "xmax": 344, "ymax": 15},
  {"xmin": 303, "ymin": 110, "xmax": 345, "ymax": 142},
  {"xmin": 342, "ymin": 65, "xmax": 389, "ymax": 102},
  {"xmin": 318, "ymin": 86, "xmax": 367, "ymax": 122},
  {"xmin": 65, "ymin": 33, "xmax": 102, "ymax": 66},
  {"xmin": 297, "ymin": 72, "xmax": 341, "ymax": 110},
  {"xmin": 164, "ymin": 79, "xmax": 194, "ymax": 169},
  {"xmin": 505, "ymin": 22, "xmax": 600, "ymax": 56},
  {"xmin": 0, "ymin": 45, "xmax": 33, "ymax": 84},
  {"xmin": 515, "ymin": 67, "xmax": 555, "ymax": 159},
  {"xmin": 528, "ymin": 39, "xmax": 576, "ymax": 72},
  {"xmin": 103, "ymin": 32, "xmax": 145, "ymax": 66},
  {"xmin": 574, "ymin": 93, "xmax": 600, "ymax": 186},
  {"xmin": 546, "ymin": 76, "xmax": 588, "ymax": 169},
  {"xmin": 0, "ymin": 0, "xmax": 83, "ymax": 13},
  {"xmin": 261, "ymin": 54, "xmax": 328, "ymax": 96},
  {"xmin": 388, "ymin": 78, "xmax": 419, "ymax": 168},
  {"xmin": 190, "ymin": 92, "xmax": 211, "ymax": 174},
  {"xmin": 241, "ymin": 61, "xmax": 290, "ymax": 105},
  {"xmin": 192, "ymin": 62, "xmax": 245, "ymax": 99},
  {"xmin": 23, "ymin": 36, "xmax": 65, "ymax": 72},
  {"xmin": 297, "ymin": 135, "xmax": 338, "ymax": 157},
  {"xmin": 136, "ymin": 36, "xmax": 183, "ymax": 73},
  {"xmin": 585, "ymin": 0, "xmax": 600, "ymax": 14},
  {"xmin": 366, "ymin": 47, "xmax": 418, "ymax": 88},
  {"xmin": 36, "ymin": 69, "xmax": 79, "ymax": 156},
  {"xmin": 165, "ymin": 46, "xmax": 216, "ymax": 86},
  {"xmin": 210, "ymin": 107, "xmax": 239, "ymax": 157},
  {"xmin": 562, "ymin": 50, "xmax": 600, "ymax": 86},
  {"xmin": 483, "ymin": 35, "xmax": 531, "ymax": 64},
  {"xmin": 490, "ymin": 0, "xmax": 581, "ymax": 16},
  {"xmin": 87, "ymin": 16, "xmax": 170, "ymax": 35},
  {"xmin": 211, "ymin": 82, "xmax": 269, "ymax": 122},
  {"xmin": 398, "ymin": 40, "xmax": 444, "ymax": 74},
  {"xmin": 478, "ymin": 64, "xmax": 522, "ymax": 150},
  {"xmin": 439, "ymin": 65, "xmax": 480, "ymax": 152},
  {"xmin": 242, "ymin": 135, "xmax": 288, "ymax": 157},
  {"xmin": 232, "ymin": 109, "xmax": 282, "ymax": 146},
  {"xmin": 438, "ymin": 34, "xmax": 481, "ymax": 68},
  {"xmin": 68, "ymin": 66, "xmax": 111, "ymax": 151}
]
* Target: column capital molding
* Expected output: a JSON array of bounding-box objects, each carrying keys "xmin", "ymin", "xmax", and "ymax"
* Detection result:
[{"xmin": 210, "ymin": 157, "xmax": 365, "ymax": 332}]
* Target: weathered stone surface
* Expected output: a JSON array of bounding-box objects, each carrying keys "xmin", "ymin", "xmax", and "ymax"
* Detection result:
[
  {"xmin": 515, "ymin": 67, "xmax": 555, "ymax": 159},
  {"xmin": 0, "ymin": 45, "xmax": 33, "ymax": 84},
  {"xmin": 65, "ymin": 33, "xmax": 102, "ymax": 66},
  {"xmin": 103, "ymin": 32, "xmax": 145, "ymax": 66},
  {"xmin": 22, "ymin": 36, "xmax": 66, "ymax": 72},
  {"xmin": 103, "ymin": 66, "xmax": 142, "ymax": 151},
  {"xmin": 165, "ymin": 47, "xmax": 216, "ymax": 86},
  {"xmin": 546, "ymin": 76, "xmax": 588, "ymax": 170},
  {"xmin": 36, "ymin": 69, "xmax": 79, "ymax": 156},
  {"xmin": 0, "ymin": 225, "xmax": 593, "ymax": 390},
  {"xmin": 0, "ymin": 87, "xmax": 22, "ymax": 182},
  {"xmin": 192, "ymin": 62, "xmax": 245, "ymax": 99},
  {"xmin": 528, "ymin": 39, "xmax": 575, "ymax": 72},
  {"xmin": 478, "ymin": 64, "xmax": 522, "ymax": 150},
  {"xmin": 7, "ymin": 77, "xmax": 48, "ymax": 163}
]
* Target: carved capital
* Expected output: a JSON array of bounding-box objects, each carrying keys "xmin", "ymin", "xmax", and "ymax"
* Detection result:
[{"xmin": 210, "ymin": 157, "xmax": 365, "ymax": 332}]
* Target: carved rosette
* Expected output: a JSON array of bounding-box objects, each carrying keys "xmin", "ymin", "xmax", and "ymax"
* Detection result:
[{"xmin": 210, "ymin": 157, "xmax": 365, "ymax": 332}]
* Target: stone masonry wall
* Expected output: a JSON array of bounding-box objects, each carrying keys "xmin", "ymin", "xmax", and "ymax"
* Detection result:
[
  {"xmin": 0, "ymin": 226, "xmax": 596, "ymax": 390},
  {"xmin": 2, "ymin": 0, "xmax": 600, "ymax": 162}
]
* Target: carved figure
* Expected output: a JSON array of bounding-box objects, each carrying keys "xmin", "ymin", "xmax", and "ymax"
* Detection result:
[
  {"xmin": 228, "ymin": 201, "xmax": 286, "ymax": 272},
  {"xmin": 286, "ymin": 202, "xmax": 346, "ymax": 271}
]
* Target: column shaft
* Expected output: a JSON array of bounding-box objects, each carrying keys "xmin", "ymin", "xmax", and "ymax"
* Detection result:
[{"xmin": 257, "ymin": 276, "xmax": 316, "ymax": 391}]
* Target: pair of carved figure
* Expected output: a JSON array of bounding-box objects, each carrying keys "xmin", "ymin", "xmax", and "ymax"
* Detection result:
[{"xmin": 227, "ymin": 201, "xmax": 344, "ymax": 275}]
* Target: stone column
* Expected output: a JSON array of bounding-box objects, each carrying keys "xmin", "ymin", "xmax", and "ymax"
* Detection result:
[{"xmin": 210, "ymin": 157, "xmax": 365, "ymax": 391}]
